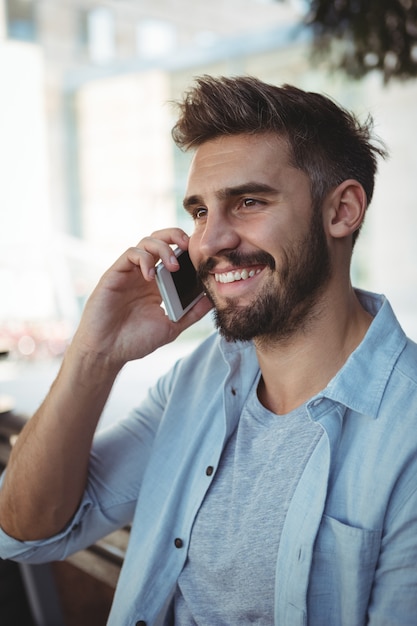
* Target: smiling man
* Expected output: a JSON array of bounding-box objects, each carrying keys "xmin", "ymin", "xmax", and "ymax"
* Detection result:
[
  {"xmin": 1, "ymin": 76, "xmax": 417, "ymax": 626},
  {"xmin": 185, "ymin": 133, "xmax": 333, "ymax": 347}
]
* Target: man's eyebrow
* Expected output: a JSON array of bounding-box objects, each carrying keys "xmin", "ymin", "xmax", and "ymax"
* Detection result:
[
  {"xmin": 183, "ymin": 194, "xmax": 203, "ymax": 212},
  {"xmin": 218, "ymin": 182, "xmax": 278, "ymax": 199},
  {"xmin": 183, "ymin": 182, "xmax": 278, "ymax": 211}
]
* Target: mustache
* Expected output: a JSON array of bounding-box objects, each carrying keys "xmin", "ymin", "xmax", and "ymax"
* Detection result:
[{"xmin": 198, "ymin": 250, "xmax": 276, "ymax": 281}]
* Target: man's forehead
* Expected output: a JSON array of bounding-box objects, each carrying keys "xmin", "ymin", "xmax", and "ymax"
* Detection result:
[{"xmin": 184, "ymin": 133, "xmax": 292, "ymax": 196}]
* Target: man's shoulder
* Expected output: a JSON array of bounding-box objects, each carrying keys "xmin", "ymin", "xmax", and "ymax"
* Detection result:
[{"xmin": 168, "ymin": 332, "xmax": 258, "ymax": 395}]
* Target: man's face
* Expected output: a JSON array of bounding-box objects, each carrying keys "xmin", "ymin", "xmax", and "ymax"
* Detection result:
[{"xmin": 185, "ymin": 133, "xmax": 331, "ymax": 343}]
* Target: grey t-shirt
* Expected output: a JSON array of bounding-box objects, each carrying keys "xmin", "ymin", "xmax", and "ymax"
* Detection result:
[{"xmin": 174, "ymin": 376, "xmax": 323, "ymax": 624}]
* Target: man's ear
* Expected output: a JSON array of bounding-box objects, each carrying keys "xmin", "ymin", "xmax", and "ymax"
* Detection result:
[{"xmin": 326, "ymin": 180, "xmax": 367, "ymax": 240}]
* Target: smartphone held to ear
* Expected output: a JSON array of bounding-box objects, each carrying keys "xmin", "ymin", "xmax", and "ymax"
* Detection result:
[{"xmin": 155, "ymin": 247, "xmax": 205, "ymax": 321}]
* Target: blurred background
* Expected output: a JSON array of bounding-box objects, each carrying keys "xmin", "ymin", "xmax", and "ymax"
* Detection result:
[
  {"xmin": 0, "ymin": 2, "xmax": 416, "ymax": 623},
  {"xmin": 0, "ymin": 0, "xmax": 417, "ymax": 425}
]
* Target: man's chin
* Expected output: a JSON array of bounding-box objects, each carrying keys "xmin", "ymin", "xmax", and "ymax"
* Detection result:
[{"xmin": 213, "ymin": 307, "xmax": 258, "ymax": 343}]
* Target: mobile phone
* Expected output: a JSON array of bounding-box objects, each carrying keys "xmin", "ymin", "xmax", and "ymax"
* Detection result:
[{"xmin": 155, "ymin": 247, "xmax": 205, "ymax": 321}]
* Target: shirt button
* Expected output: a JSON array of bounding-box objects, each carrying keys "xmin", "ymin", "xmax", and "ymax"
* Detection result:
[
  {"xmin": 174, "ymin": 537, "xmax": 183, "ymax": 548},
  {"xmin": 136, "ymin": 621, "xmax": 146, "ymax": 626},
  {"xmin": 206, "ymin": 466, "xmax": 214, "ymax": 476}
]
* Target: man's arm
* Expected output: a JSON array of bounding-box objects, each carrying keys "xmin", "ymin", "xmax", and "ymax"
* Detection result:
[{"xmin": 0, "ymin": 229, "xmax": 211, "ymax": 541}]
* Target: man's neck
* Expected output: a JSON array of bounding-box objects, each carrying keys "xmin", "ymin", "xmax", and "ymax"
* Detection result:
[{"xmin": 254, "ymin": 288, "xmax": 373, "ymax": 415}]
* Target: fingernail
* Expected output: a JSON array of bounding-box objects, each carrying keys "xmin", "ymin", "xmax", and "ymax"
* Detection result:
[
  {"xmin": 148, "ymin": 267, "xmax": 155, "ymax": 279},
  {"xmin": 170, "ymin": 255, "xmax": 179, "ymax": 266}
]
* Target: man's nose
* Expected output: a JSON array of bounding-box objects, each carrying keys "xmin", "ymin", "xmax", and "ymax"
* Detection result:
[{"xmin": 198, "ymin": 213, "xmax": 241, "ymax": 257}]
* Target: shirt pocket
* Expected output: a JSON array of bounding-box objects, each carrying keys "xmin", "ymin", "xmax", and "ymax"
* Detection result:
[{"xmin": 308, "ymin": 514, "xmax": 382, "ymax": 626}]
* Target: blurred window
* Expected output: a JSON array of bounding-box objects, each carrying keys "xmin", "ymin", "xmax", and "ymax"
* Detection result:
[
  {"xmin": 78, "ymin": 9, "xmax": 89, "ymax": 51},
  {"xmin": 136, "ymin": 19, "xmax": 176, "ymax": 59},
  {"xmin": 78, "ymin": 6, "xmax": 115, "ymax": 63},
  {"xmin": 5, "ymin": 0, "xmax": 36, "ymax": 42}
]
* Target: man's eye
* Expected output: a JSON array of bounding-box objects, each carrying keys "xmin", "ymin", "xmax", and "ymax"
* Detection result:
[
  {"xmin": 243, "ymin": 198, "xmax": 257, "ymax": 207},
  {"xmin": 194, "ymin": 208, "xmax": 207, "ymax": 219}
]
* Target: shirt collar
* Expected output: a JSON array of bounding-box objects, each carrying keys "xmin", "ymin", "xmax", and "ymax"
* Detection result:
[
  {"xmin": 316, "ymin": 290, "xmax": 407, "ymax": 418},
  {"xmin": 218, "ymin": 290, "xmax": 407, "ymax": 420}
]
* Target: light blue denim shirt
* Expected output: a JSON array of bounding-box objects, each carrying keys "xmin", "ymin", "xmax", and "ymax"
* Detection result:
[{"xmin": 1, "ymin": 290, "xmax": 417, "ymax": 625}]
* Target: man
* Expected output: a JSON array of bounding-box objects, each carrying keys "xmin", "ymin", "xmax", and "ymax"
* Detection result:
[{"xmin": 0, "ymin": 76, "xmax": 416, "ymax": 625}]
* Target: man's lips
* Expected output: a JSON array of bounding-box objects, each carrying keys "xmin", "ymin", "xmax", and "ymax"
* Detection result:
[
  {"xmin": 198, "ymin": 251, "xmax": 275, "ymax": 284},
  {"xmin": 214, "ymin": 267, "xmax": 263, "ymax": 284}
]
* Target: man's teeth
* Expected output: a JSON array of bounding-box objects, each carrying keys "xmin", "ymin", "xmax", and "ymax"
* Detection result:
[{"xmin": 214, "ymin": 268, "xmax": 261, "ymax": 284}]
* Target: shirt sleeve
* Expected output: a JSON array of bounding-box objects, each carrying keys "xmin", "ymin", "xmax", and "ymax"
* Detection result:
[{"xmin": 0, "ymin": 362, "xmax": 177, "ymax": 564}]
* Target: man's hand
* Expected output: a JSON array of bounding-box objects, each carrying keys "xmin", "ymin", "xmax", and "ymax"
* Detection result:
[{"xmin": 73, "ymin": 228, "xmax": 212, "ymax": 370}]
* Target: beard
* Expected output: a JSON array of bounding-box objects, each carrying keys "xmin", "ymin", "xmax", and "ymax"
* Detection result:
[{"xmin": 198, "ymin": 209, "xmax": 331, "ymax": 344}]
